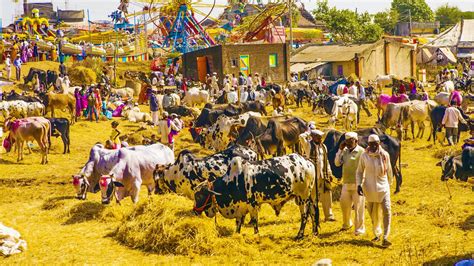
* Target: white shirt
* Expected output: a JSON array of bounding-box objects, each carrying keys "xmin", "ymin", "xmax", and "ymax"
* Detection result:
[
  {"xmin": 442, "ymin": 107, "xmax": 467, "ymax": 128},
  {"xmin": 247, "ymin": 77, "xmax": 253, "ymax": 86},
  {"xmin": 227, "ymin": 91, "xmax": 238, "ymax": 104},
  {"xmin": 5, "ymin": 58, "xmax": 11, "ymax": 68},
  {"xmin": 240, "ymin": 90, "xmax": 248, "ymax": 103},
  {"xmin": 356, "ymin": 148, "xmax": 393, "ymax": 202}
]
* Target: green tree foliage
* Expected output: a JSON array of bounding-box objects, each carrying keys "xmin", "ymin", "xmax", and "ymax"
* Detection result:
[
  {"xmin": 313, "ymin": 0, "xmax": 382, "ymax": 43},
  {"xmin": 435, "ymin": 4, "xmax": 462, "ymax": 30},
  {"xmin": 391, "ymin": 0, "xmax": 434, "ymax": 22},
  {"xmin": 374, "ymin": 9, "xmax": 399, "ymax": 34}
]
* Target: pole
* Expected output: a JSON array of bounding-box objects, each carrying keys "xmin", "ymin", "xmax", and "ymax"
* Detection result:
[
  {"xmin": 114, "ymin": 30, "xmax": 117, "ymax": 87},
  {"xmin": 288, "ymin": 0, "xmax": 293, "ymax": 51},
  {"xmin": 408, "ymin": 9, "xmax": 412, "ymax": 36},
  {"xmin": 87, "ymin": 9, "xmax": 92, "ymax": 44}
]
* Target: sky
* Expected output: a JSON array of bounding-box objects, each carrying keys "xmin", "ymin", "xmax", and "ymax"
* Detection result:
[{"xmin": 1, "ymin": 0, "xmax": 473, "ymax": 26}]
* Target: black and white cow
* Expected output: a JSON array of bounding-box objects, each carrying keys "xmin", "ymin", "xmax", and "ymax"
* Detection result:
[
  {"xmin": 154, "ymin": 144, "xmax": 257, "ymax": 200},
  {"xmin": 436, "ymin": 149, "xmax": 474, "ymax": 182},
  {"xmin": 193, "ymin": 153, "xmax": 319, "ymax": 239}
]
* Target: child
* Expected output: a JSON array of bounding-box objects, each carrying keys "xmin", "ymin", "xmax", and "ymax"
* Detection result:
[{"xmin": 110, "ymin": 121, "xmax": 121, "ymax": 149}]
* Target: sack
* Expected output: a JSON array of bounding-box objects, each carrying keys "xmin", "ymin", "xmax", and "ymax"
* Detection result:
[{"xmin": 106, "ymin": 110, "xmax": 112, "ymax": 119}]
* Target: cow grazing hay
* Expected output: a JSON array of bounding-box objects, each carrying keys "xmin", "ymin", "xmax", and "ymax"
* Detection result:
[{"xmin": 112, "ymin": 194, "xmax": 227, "ymax": 255}]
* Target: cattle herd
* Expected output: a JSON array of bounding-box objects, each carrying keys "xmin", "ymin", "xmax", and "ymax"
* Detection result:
[{"xmin": 1, "ymin": 74, "xmax": 473, "ymax": 238}]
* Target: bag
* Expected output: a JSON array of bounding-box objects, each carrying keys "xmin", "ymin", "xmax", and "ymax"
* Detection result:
[{"xmin": 106, "ymin": 110, "xmax": 112, "ymax": 119}]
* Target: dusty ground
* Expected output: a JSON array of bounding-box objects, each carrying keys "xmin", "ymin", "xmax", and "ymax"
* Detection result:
[{"xmin": 0, "ymin": 61, "xmax": 473, "ymax": 265}]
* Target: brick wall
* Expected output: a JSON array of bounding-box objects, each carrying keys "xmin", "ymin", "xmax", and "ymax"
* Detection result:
[{"xmin": 222, "ymin": 43, "xmax": 289, "ymax": 83}]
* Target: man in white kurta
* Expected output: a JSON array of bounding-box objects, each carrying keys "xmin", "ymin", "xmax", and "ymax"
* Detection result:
[
  {"xmin": 335, "ymin": 132, "xmax": 365, "ymax": 235},
  {"xmin": 356, "ymin": 134, "xmax": 393, "ymax": 247},
  {"xmin": 310, "ymin": 130, "xmax": 335, "ymax": 222}
]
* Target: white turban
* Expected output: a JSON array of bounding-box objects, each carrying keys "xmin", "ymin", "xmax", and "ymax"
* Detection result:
[
  {"xmin": 310, "ymin": 129, "xmax": 324, "ymax": 136},
  {"xmin": 345, "ymin": 132, "xmax": 358, "ymax": 140},
  {"xmin": 368, "ymin": 134, "xmax": 380, "ymax": 142}
]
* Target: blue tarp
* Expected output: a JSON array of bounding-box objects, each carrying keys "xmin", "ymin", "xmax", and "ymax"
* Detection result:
[{"xmin": 329, "ymin": 78, "xmax": 348, "ymax": 95}]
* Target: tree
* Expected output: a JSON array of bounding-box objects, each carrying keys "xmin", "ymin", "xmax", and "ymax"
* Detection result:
[
  {"xmin": 312, "ymin": 0, "xmax": 382, "ymax": 43},
  {"xmin": 435, "ymin": 4, "xmax": 462, "ymax": 30},
  {"xmin": 391, "ymin": 0, "xmax": 434, "ymax": 22},
  {"xmin": 374, "ymin": 9, "xmax": 399, "ymax": 34}
]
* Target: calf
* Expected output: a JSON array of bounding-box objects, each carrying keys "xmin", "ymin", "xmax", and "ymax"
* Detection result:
[
  {"xmin": 193, "ymin": 153, "xmax": 319, "ymax": 238},
  {"xmin": 47, "ymin": 118, "xmax": 70, "ymax": 154},
  {"xmin": 154, "ymin": 144, "xmax": 257, "ymax": 200},
  {"xmin": 4, "ymin": 118, "xmax": 50, "ymax": 164},
  {"xmin": 436, "ymin": 152, "xmax": 473, "ymax": 182}
]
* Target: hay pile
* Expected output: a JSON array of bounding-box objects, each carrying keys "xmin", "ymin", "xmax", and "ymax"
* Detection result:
[
  {"xmin": 113, "ymin": 194, "xmax": 226, "ymax": 255},
  {"xmin": 68, "ymin": 66, "xmax": 96, "ymax": 86}
]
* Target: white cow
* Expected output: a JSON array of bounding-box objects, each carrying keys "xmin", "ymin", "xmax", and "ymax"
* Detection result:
[
  {"xmin": 328, "ymin": 96, "xmax": 357, "ymax": 130},
  {"xmin": 26, "ymin": 102, "xmax": 45, "ymax": 117},
  {"xmin": 434, "ymin": 92, "xmax": 450, "ymax": 106},
  {"xmin": 375, "ymin": 74, "xmax": 395, "ymax": 92},
  {"xmin": 122, "ymin": 106, "xmax": 152, "ymax": 123},
  {"xmin": 99, "ymin": 143, "xmax": 175, "ymax": 204},
  {"xmin": 183, "ymin": 87, "xmax": 209, "ymax": 107},
  {"xmin": 112, "ymin": 87, "xmax": 134, "ymax": 98},
  {"xmin": 72, "ymin": 144, "xmax": 147, "ymax": 200}
]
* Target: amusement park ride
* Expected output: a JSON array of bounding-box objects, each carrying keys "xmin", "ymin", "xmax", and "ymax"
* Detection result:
[{"xmin": 2, "ymin": 0, "xmax": 314, "ymax": 60}]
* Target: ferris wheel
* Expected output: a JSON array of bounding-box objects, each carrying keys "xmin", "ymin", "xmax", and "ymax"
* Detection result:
[{"xmin": 126, "ymin": 0, "xmax": 230, "ymax": 53}]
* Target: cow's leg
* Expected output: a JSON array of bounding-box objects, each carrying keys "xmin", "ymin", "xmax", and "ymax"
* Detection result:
[
  {"xmin": 296, "ymin": 198, "xmax": 309, "ymax": 239},
  {"xmin": 308, "ymin": 199, "xmax": 319, "ymax": 236},
  {"xmin": 17, "ymin": 142, "xmax": 22, "ymax": 162},
  {"xmin": 131, "ymin": 184, "xmax": 140, "ymax": 204},
  {"xmin": 235, "ymin": 216, "xmax": 245, "ymax": 234},
  {"xmin": 249, "ymin": 206, "xmax": 259, "ymax": 234},
  {"xmin": 394, "ymin": 166, "xmax": 402, "ymax": 194},
  {"xmin": 60, "ymin": 133, "xmax": 67, "ymax": 154}
]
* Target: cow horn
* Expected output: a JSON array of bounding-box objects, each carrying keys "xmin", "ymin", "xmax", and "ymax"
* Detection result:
[{"xmin": 206, "ymin": 187, "xmax": 221, "ymax": 196}]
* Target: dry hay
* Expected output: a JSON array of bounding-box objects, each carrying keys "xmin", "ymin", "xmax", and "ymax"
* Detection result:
[
  {"xmin": 112, "ymin": 194, "xmax": 230, "ymax": 255},
  {"xmin": 68, "ymin": 66, "xmax": 97, "ymax": 86}
]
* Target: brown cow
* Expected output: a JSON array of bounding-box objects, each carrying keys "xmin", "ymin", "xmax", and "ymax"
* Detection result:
[
  {"xmin": 4, "ymin": 117, "xmax": 50, "ymax": 164},
  {"xmin": 249, "ymin": 117, "xmax": 307, "ymax": 159},
  {"xmin": 38, "ymin": 92, "xmax": 76, "ymax": 124},
  {"xmin": 272, "ymin": 92, "xmax": 285, "ymax": 111}
]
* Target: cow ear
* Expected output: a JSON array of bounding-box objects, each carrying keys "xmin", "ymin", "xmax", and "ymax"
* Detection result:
[
  {"xmin": 435, "ymin": 161, "xmax": 441, "ymax": 166},
  {"xmin": 113, "ymin": 181, "xmax": 124, "ymax": 187}
]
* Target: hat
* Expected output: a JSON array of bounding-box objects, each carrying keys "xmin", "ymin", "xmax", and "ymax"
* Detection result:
[
  {"xmin": 345, "ymin": 132, "xmax": 358, "ymax": 140},
  {"xmin": 134, "ymin": 103, "xmax": 139, "ymax": 106},
  {"xmin": 170, "ymin": 113, "xmax": 177, "ymax": 117},
  {"xmin": 162, "ymin": 111, "xmax": 169, "ymax": 117},
  {"xmin": 310, "ymin": 129, "xmax": 324, "ymax": 136},
  {"xmin": 368, "ymin": 134, "xmax": 380, "ymax": 142},
  {"xmin": 90, "ymin": 84, "xmax": 96, "ymax": 87},
  {"xmin": 213, "ymin": 72, "xmax": 217, "ymax": 75}
]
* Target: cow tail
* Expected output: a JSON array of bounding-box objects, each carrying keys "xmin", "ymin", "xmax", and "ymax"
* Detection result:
[{"xmin": 397, "ymin": 141, "xmax": 402, "ymax": 193}]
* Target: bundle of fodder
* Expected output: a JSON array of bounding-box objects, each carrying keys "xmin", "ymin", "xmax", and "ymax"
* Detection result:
[
  {"xmin": 113, "ymin": 194, "xmax": 223, "ymax": 255},
  {"xmin": 68, "ymin": 66, "xmax": 96, "ymax": 86}
]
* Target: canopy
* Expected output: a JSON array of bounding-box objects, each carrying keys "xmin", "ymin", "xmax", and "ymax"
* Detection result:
[{"xmin": 290, "ymin": 62, "xmax": 327, "ymax": 73}]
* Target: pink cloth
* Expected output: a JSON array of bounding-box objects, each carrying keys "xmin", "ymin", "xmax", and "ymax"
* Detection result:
[{"xmin": 379, "ymin": 94, "xmax": 409, "ymax": 106}]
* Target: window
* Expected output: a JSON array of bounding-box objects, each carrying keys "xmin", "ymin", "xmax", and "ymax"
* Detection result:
[
  {"xmin": 337, "ymin": 65, "xmax": 343, "ymax": 76},
  {"xmin": 231, "ymin": 58, "xmax": 238, "ymax": 68},
  {"xmin": 269, "ymin": 53, "xmax": 278, "ymax": 67}
]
